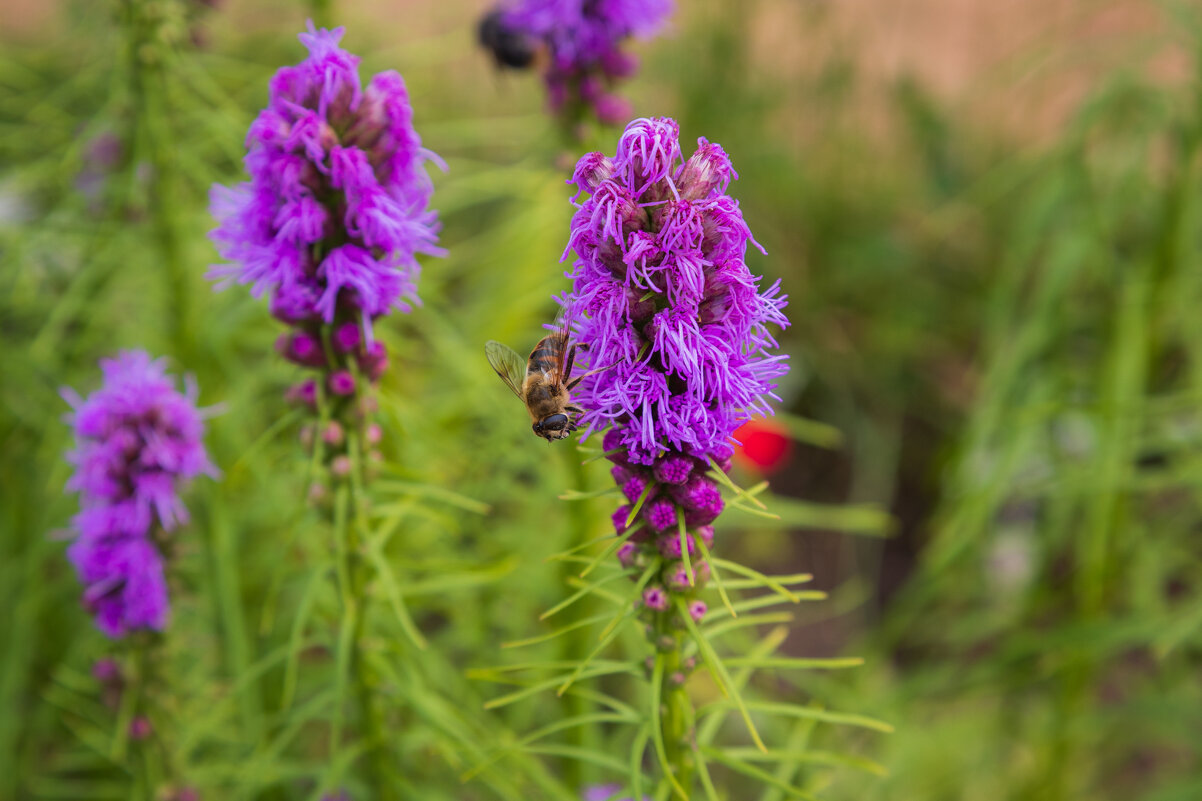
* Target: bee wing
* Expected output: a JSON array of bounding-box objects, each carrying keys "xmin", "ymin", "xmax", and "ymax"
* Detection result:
[
  {"xmin": 485, "ymin": 340, "xmax": 527, "ymax": 399},
  {"xmin": 546, "ymin": 309, "xmax": 573, "ymax": 384}
]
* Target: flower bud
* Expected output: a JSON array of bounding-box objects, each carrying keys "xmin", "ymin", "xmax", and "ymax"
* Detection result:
[
  {"xmin": 92, "ymin": 658, "xmax": 122, "ymax": 683},
  {"xmin": 676, "ymin": 138, "xmax": 736, "ymax": 201},
  {"xmin": 616, "ymin": 541, "xmax": 638, "ymax": 568},
  {"xmin": 657, "ymin": 531, "xmax": 695, "ymax": 559},
  {"xmin": 358, "ymin": 341, "xmax": 388, "ymax": 381},
  {"xmin": 285, "ymin": 379, "xmax": 318, "ymax": 409},
  {"xmin": 322, "ymin": 421, "xmax": 344, "ymax": 446},
  {"xmin": 688, "ymin": 600, "xmax": 707, "ymax": 622},
  {"xmin": 367, "ymin": 423, "xmax": 383, "ymax": 445},
  {"xmin": 672, "ymin": 475, "xmax": 723, "ymax": 527},
  {"xmin": 330, "ymin": 455, "xmax": 352, "ymax": 478},
  {"xmin": 570, "ymin": 152, "xmax": 615, "ymax": 198},
  {"xmin": 593, "ymin": 93, "xmax": 632, "ymax": 127},
  {"xmin": 653, "ymin": 453, "xmax": 694, "ymax": 485},
  {"xmin": 665, "ymin": 561, "xmax": 698, "ymax": 590},
  {"xmin": 275, "ymin": 330, "xmax": 326, "ymax": 367},
  {"xmin": 642, "ymin": 586, "xmax": 669, "ymax": 612},
  {"xmin": 129, "ymin": 716, "xmax": 153, "ymax": 740},
  {"xmin": 327, "ymin": 370, "xmax": 356, "ymax": 396},
  {"xmin": 333, "ymin": 322, "xmax": 362, "ymax": 353},
  {"xmin": 642, "ymin": 497, "xmax": 678, "ymax": 532},
  {"xmin": 622, "ymin": 473, "xmax": 650, "ymax": 504},
  {"xmin": 307, "ymin": 482, "xmax": 329, "ymax": 505},
  {"xmin": 611, "ymin": 505, "xmax": 631, "ymax": 535}
]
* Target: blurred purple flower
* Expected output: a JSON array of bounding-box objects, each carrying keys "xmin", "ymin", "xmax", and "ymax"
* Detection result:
[
  {"xmin": 209, "ymin": 22, "xmax": 444, "ymax": 376},
  {"xmin": 62, "ymin": 351, "xmax": 213, "ymax": 637},
  {"xmin": 485, "ymin": 0, "xmax": 672, "ymax": 127}
]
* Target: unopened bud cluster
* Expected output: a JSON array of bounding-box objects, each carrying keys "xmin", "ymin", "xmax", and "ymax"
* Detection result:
[{"xmin": 607, "ymin": 429, "xmax": 722, "ymax": 630}]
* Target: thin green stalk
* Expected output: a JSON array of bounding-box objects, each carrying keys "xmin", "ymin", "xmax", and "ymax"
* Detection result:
[
  {"xmin": 345, "ymin": 417, "xmax": 397, "ymax": 801},
  {"xmin": 658, "ymin": 628, "xmax": 695, "ymax": 799},
  {"xmin": 121, "ymin": 0, "xmax": 191, "ymax": 355},
  {"xmin": 559, "ymin": 448, "xmax": 601, "ymax": 791}
]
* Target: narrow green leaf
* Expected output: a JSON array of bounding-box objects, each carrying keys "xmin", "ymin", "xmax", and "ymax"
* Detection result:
[{"xmin": 677, "ymin": 597, "xmax": 766, "ymax": 752}]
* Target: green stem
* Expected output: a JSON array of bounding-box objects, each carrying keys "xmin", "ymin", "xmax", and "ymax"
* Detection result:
[
  {"xmin": 345, "ymin": 420, "xmax": 397, "ymax": 801},
  {"xmin": 657, "ymin": 617, "xmax": 695, "ymax": 797},
  {"xmin": 560, "ymin": 448, "xmax": 601, "ymax": 791},
  {"xmin": 122, "ymin": 0, "xmax": 191, "ymax": 355}
]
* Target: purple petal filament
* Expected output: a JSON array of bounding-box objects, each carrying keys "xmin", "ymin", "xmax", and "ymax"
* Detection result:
[{"xmin": 63, "ymin": 351, "xmax": 213, "ymax": 638}]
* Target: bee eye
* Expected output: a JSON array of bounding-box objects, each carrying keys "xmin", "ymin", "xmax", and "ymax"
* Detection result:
[{"xmin": 542, "ymin": 414, "xmax": 569, "ymax": 432}]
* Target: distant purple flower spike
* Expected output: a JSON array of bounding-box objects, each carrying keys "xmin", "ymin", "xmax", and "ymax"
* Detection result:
[
  {"xmin": 209, "ymin": 22, "xmax": 443, "ymax": 371},
  {"xmin": 485, "ymin": 0, "xmax": 672, "ymax": 129},
  {"xmin": 62, "ymin": 351, "xmax": 213, "ymax": 638}
]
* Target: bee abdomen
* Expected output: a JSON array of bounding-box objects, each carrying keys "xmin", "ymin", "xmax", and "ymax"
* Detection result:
[{"xmin": 527, "ymin": 338, "xmax": 563, "ymax": 375}]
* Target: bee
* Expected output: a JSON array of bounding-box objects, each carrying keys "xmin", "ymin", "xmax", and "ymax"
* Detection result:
[
  {"xmin": 486, "ymin": 324, "xmax": 587, "ymax": 442},
  {"xmin": 477, "ymin": 8, "xmax": 542, "ymax": 70}
]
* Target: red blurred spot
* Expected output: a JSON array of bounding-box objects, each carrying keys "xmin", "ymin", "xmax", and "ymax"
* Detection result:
[{"xmin": 732, "ymin": 419, "xmax": 792, "ymax": 474}]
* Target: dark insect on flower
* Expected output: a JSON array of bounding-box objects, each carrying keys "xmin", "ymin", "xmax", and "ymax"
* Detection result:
[
  {"xmin": 477, "ymin": 8, "xmax": 542, "ymax": 70},
  {"xmin": 485, "ymin": 320, "xmax": 598, "ymax": 442}
]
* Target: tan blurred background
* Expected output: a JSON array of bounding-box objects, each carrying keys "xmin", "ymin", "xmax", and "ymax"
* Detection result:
[{"xmin": 3, "ymin": 0, "xmax": 1187, "ymax": 140}]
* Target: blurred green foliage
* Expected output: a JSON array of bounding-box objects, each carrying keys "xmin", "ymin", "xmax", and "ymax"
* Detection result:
[{"xmin": 4, "ymin": 0, "xmax": 1202, "ymax": 799}]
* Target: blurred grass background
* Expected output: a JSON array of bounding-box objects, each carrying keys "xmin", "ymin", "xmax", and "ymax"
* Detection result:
[{"xmin": 4, "ymin": 0, "xmax": 1202, "ymax": 798}]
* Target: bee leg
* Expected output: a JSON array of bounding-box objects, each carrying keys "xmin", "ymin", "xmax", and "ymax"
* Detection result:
[{"xmin": 564, "ymin": 343, "xmax": 578, "ymax": 382}]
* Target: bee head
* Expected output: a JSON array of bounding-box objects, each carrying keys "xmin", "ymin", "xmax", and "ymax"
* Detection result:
[{"xmin": 533, "ymin": 413, "xmax": 573, "ymax": 442}]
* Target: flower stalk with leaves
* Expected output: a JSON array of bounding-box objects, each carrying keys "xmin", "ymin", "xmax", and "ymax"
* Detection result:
[
  {"xmin": 62, "ymin": 351, "xmax": 214, "ymax": 800},
  {"xmin": 208, "ymin": 22, "xmax": 443, "ymax": 800}
]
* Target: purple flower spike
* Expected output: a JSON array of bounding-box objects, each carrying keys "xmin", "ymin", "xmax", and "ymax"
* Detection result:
[
  {"xmin": 62, "ymin": 352, "xmax": 213, "ymax": 638},
  {"xmin": 209, "ymin": 22, "xmax": 443, "ymax": 379},
  {"xmin": 561, "ymin": 118, "xmax": 789, "ymax": 465},
  {"xmin": 564, "ymin": 122, "xmax": 787, "ymax": 614}
]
